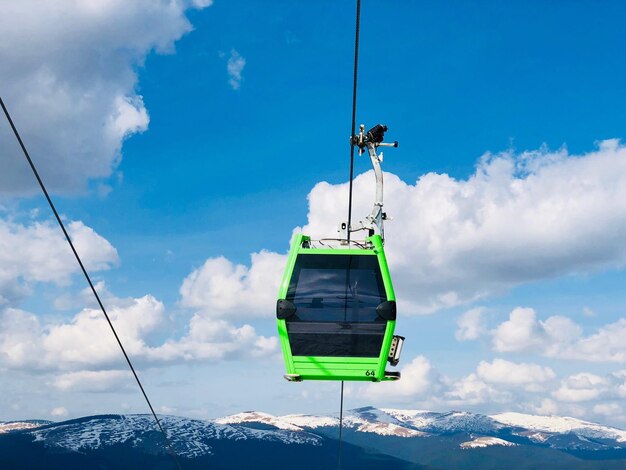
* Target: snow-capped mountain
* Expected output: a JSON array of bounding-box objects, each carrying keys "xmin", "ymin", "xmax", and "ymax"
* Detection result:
[
  {"xmin": 217, "ymin": 406, "xmax": 626, "ymax": 450},
  {"xmin": 29, "ymin": 414, "xmax": 321, "ymax": 459},
  {"xmin": 491, "ymin": 412, "xmax": 626, "ymax": 443},
  {"xmin": 2, "ymin": 407, "xmax": 626, "ymax": 469},
  {"xmin": 0, "ymin": 412, "xmax": 413, "ymax": 470}
]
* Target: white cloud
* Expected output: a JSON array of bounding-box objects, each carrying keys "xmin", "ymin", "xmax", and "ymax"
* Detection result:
[
  {"xmin": 110, "ymin": 95, "xmax": 150, "ymax": 139},
  {"xmin": 0, "ymin": 0, "xmax": 211, "ymax": 195},
  {"xmin": 445, "ymin": 373, "xmax": 512, "ymax": 406},
  {"xmin": 0, "ymin": 295, "xmax": 166, "ymax": 371},
  {"xmin": 226, "ymin": 49, "xmax": 246, "ymax": 90},
  {"xmin": 297, "ymin": 140, "xmax": 626, "ymax": 313},
  {"xmin": 158, "ymin": 405, "xmax": 177, "ymax": 414},
  {"xmin": 455, "ymin": 307, "xmax": 487, "ymax": 341},
  {"xmin": 50, "ymin": 406, "xmax": 68, "ymax": 418},
  {"xmin": 593, "ymin": 403, "xmax": 622, "ymax": 417},
  {"xmin": 362, "ymin": 356, "xmax": 440, "ymax": 402},
  {"xmin": 525, "ymin": 397, "xmax": 588, "ymax": 419},
  {"xmin": 0, "ymin": 293, "xmax": 278, "ymax": 380},
  {"xmin": 52, "ymin": 370, "xmax": 132, "ymax": 393},
  {"xmin": 0, "ymin": 309, "xmax": 45, "ymax": 369},
  {"xmin": 491, "ymin": 308, "xmax": 548, "ymax": 353},
  {"xmin": 53, "ymin": 280, "xmax": 113, "ymax": 310},
  {"xmin": 531, "ymin": 398, "xmax": 560, "ymax": 415},
  {"xmin": 541, "ymin": 315, "xmax": 585, "ymax": 354},
  {"xmin": 582, "ymin": 306, "xmax": 596, "ymax": 317},
  {"xmin": 489, "ymin": 308, "xmax": 626, "ymax": 363},
  {"xmin": 561, "ymin": 319, "xmax": 626, "ymax": 362},
  {"xmin": 491, "ymin": 308, "xmax": 582, "ymax": 355},
  {"xmin": 552, "ymin": 373, "xmax": 608, "ymax": 402},
  {"xmin": 444, "ymin": 360, "xmax": 553, "ymax": 408},
  {"xmin": 173, "ymin": 140, "xmax": 626, "ymax": 318},
  {"xmin": 359, "ymin": 354, "xmax": 626, "ymax": 417},
  {"xmin": 476, "ymin": 359, "xmax": 555, "ymax": 386},
  {"xmin": 0, "ymin": 218, "xmax": 118, "ymax": 306},
  {"xmin": 0, "ymin": 215, "xmax": 278, "ymax": 393},
  {"xmin": 43, "ymin": 295, "xmax": 166, "ymax": 369},
  {"xmin": 150, "ymin": 316, "xmax": 278, "ymax": 362},
  {"xmin": 179, "ymin": 250, "xmax": 286, "ymax": 319}
]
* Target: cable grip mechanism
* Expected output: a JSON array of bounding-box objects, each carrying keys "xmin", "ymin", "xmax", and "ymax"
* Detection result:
[{"xmin": 340, "ymin": 123, "xmax": 398, "ymax": 242}]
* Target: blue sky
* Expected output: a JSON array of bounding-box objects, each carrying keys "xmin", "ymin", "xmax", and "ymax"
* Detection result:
[{"xmin": 3, "ymin": 0, "xmax": 626, "ymax": 425}]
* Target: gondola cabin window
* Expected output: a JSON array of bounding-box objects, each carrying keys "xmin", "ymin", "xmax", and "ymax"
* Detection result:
[{"xmin": 285, "ymin": 254, "xmax": 388, "ymax": 357}]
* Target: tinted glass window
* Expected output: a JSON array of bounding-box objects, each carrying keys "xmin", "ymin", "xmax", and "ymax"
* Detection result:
[{"xmin": 286, "ymin": 254, "xmax": 387, "ymax": 323}]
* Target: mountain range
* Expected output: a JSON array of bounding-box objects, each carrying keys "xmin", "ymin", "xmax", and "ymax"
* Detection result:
[{"xmin": 2, "ymin": 407, "xmax": 626, "ymax": 469}]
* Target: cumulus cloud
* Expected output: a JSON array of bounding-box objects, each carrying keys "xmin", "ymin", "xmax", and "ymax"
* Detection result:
[
  {"xmin": 298, "ymin": 140, "xmax": 626, "ymax": 313},
  {"xmin": 0, "ymin": 294, "xmax": 277, "ymax": 379},
  {"xmin": 491, "ymin": 307, "xmax": 583, "ymax": 355},
  {"xmin": 53, "ymin": 280, "xmax": 113, "ymax": 311},
  {"xmin": 476, "ymin": 359, "xmax": 555, "ymax": 386},
  {"xmin": 0, "ymin": 308, "xmax": 44, "ymax": 369},
  {"xmin": 455, "ymin": 307, "xmax": 488, "ymax": 341},
  {"xmin": 180, "ymin": 250, "xmax": 286, "ymax": 319},
  {"xmin": 0, "ymin": 218, "xmax": 118, "ymax": 306},
  {"xmin": 50, "ymin": 406, "xmax": 69, "ymax": 418},
  {"xmin": 226, "ymin": 49, "xmax": 246, "ymax": 90},
  {"xmin": 0, "ymin": 0, "xmax": 211, "ymax": 195},
  {"xmin": 363, "ymin": 356, "xmax": 551, "ymax": 409},
  {"xmin": 434, "ymin": 363, "xmax": 623, "ymax": 416},
  {"xmin": 355, "ymin": 352, "xmax": 626, "ymax": 421},
  {"xmin": 52, "ymin": 370, "xmax": 133, "ymax": 393},
  {"xmin": 43, "ymin": 295, "xmax": 166, "ymax": 369},
  {"xmin": 593, "ymin": 403, "xmax": 623, "ymax": 417},
  {"xmin": 362, "ymin": 356, "xmax": 441, "ymax": 402},
  {"xmin": 489, "ymin": 307, "xmax": 626, "ymax": 363},
  {"xmin": 552, "ymin": 373, "xmax": 609, "ymax": 402},
  {"xmin": 445, "ymin": 373, "xmax": 512, "ymax": 406},
  {"xmin": 563, "ymin": 319, "xmax": 626, "ymax": 362},
  {"xmin": 150, "ymin": 316, "xmax": 278, "ymax": 362},
  {"xmin": 172, "ymin": 140, "xmax": 626, "ymax": 318},
  {"xmin": 491, "ymin": 308, "xmax": 550, "ymax": 353},
  {"xmin": 0, "ymin": 215, "xmax": 277, "ymax": 392},
  {"xmin": 531, "ymin": 398, "xmax": 560, "ymax": 416},
  {"xmin": 0, "ymin": 296, "xmax": 163, "ymax": 370}
]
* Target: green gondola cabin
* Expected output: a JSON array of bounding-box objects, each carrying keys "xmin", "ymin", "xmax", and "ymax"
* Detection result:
[{"xmin": 276, "ymin": 233, "xmax": 403, "ymax": 382}]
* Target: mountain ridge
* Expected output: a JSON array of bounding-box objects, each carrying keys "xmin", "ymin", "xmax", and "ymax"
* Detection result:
[{"xmin": 3, "ymin": 407, "xmax": 626, "ymax": 469}]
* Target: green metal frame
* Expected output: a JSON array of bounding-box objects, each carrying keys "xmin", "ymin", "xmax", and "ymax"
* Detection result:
[{"xmin": 277, "ymin": 233, "xmax": 396, "ymax": 382}]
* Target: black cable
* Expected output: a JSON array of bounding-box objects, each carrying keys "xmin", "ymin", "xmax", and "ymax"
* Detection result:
[
  {"xmin": 0, "ymin": 96, "xmax": 183, "ymax": 470},
  {"xmin": 346, "ymin": 0, "xmax": 361, "ymax": 245},
  {"xmin": 339, "ymin": 2, "xmax": 361, "ymax": 469},
  {"xmin": 338, "ymin": 380, "xmax": 345, "ymax": 470}
]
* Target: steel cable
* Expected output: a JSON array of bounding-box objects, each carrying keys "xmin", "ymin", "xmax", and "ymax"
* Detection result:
[
  {"xmin": 339, "ymin": 0, "xmax": 362, "ymax": 469},
  {"xmin": 0, "ymin": 96, "xmax": 183, "ymax": 470}
]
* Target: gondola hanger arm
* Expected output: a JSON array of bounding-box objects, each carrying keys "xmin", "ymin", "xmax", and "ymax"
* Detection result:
[{"xmin": 341, "ymin": 123, "xmax": 398, "ymax": 242}]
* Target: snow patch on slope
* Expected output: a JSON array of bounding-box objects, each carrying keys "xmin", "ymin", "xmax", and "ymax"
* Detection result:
[
  {"xmin": 280, "ymin": 414, "xmax": 339, "ymax": 429},
  {"xmin": 461, "ymin": 436, "xmax": 517, "ymax": 449},
  {"xmin": 215, "ymin": 411, "xmax": 302, "ymax": 431},
  {"xmin": 0, "ymin": 421, "xmax": 45, "ymax": 433}
]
